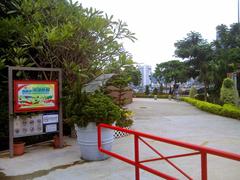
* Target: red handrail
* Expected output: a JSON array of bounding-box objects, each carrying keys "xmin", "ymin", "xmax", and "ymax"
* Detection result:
[{"xmin": 98, "ymin": 123, "xmax": 240, "ymax": 180}]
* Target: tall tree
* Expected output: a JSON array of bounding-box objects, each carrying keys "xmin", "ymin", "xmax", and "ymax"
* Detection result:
[
  {"xmin": 154, "ymin": 60, "xmax": 188, "ymax": 93},
  {"xmin": 174, "ymin": 32, "xmax": 213, "ymax": 101},
  {"xmin": 0, "ymin": 0, "xmax": 136, "ymax": 142},
  {"xmin": 104, "ymin": 53, "xmax": 141, "ymax": 86},
  {"xmin": 212, "ymin": 23, "xmax": 240, "ymax": 92}
]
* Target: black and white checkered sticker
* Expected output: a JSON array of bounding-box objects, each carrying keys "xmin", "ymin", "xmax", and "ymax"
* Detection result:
[{"xmin": 114, "ymin": 126, "xmax": 132, "ymax": 139}]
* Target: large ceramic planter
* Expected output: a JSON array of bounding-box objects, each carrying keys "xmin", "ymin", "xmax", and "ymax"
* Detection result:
[{"xmin": 76, "ymin": 122, "xmax": 114, "ymax": 161}]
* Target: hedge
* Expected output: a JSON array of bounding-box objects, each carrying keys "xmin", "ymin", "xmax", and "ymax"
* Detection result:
[
  {"xmin": 181, "ymin": 97, "xmax": 240, "ymax": 120},
  {"xmin": 134, "ymin": 93, "xmax": 169, "ymax": 99}
]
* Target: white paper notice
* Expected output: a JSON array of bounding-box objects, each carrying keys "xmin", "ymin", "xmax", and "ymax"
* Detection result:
[
  {"xmin": 14, "ymin": 115, "xmax": 43, "ymax": 137},
  {"xmin": 43, "ymin": 114, "xmax": 58, "ymax": 124},
  {"xmin": 45, "ymin": 124, "xmax": 57, "ymax": 132}
]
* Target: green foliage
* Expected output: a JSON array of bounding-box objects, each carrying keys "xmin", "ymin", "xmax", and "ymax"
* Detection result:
[
  {"xmin": 0, "ymin": 0, "xmax": 136, "ymax": 86},
  {"xmin": 222, "ymin": 78, "xmax": 234, "ymax": 88},
  {"xmin": 159, "ymin": 84, "xmax": 164, "ymax": 93},
  {"xmin": 106, "ymin": 74, "xmax": 130, "ymax": 106},
  {"xmin": 65, "ymin": 79, "xmax": 122, "ymax": 127},
  {"xmin": 221, "ymin": 104, "xmax": 240, "ymax": 119},
  {"xmin": 181, "ymin": 97, "xmax": 240, "ymax": 119},
  {"xmin": 210, "ymin": 23, "xmax": 240, "ymax": 92},
  {"xmin": 65, "ymin": 79, "xmax": 89, "ymax": 127},
  {"xmin": 189, "ymin": 86, "xmax": 197, "ymax": 98},
  {"xmin": 220, "ymin": 78, "xmax": 239, "ymax": 105},
  {"xmin": 145, "ymin": 85, "xmax": 150, "ymax": 95},
  {"xmin": 107, "ymin": 74, "xmax": 130, "ymax": 88},
  {"xmin": 194, "ymin": 94, "xmax": 205, "ymax": 101},
  {"xmin": 174, "ymin": 32, "xmax": 213, "ymax": 101},
  {"xmin": 152, "ymin": 87, "xmax": 158, "ymax": 95},
  {"xmin": 0, "ymin": 0, "xmax": 136, "ymax": 139},
  {"xmin": 104, "ymin": 54, "xmax": 141, "ymax": 86},
  {"xmin": 115, "ymin": 109, "xmax": 133, "ymax": 127},
  {"xmin": 154, "ymin": 60, "xmax": 188, "ymax": 84},
  {"xmin": 125, "ymin": 67, "xmax": 141, "ymax": 86},
  {"xmin": 134, "ymin": 93, "xmax": 169, "ymax": 99},
  {"xmin": 80, "ymin": 92, "xmax": 122, "ymax": 127}
]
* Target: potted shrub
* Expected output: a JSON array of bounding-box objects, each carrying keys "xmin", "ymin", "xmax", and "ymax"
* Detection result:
[
  {"xmin": 116, "ymin": 109, "xmax": 133, "ymax": 128},
  {"xmin": 65, "ymin": 80, "xmax": 122, "ymax": 161},
  {"xmin": 114, "ymin": 109, "xmax": 134, "ymax": 138}
]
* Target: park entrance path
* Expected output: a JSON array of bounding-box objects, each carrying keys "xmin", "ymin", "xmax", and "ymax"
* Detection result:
[{"xmin": 0, "ymin": 98, "xmax": 240, "ymax": 179}]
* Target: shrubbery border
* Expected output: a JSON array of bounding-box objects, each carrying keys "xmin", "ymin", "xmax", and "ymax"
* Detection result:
[
  {"xmin": 134, "ymin": 93, "xmax": 169, "ymax": 99},
  {"xmin": 181, "ymin": 97, "xmax": 240, "ymax": 120}
]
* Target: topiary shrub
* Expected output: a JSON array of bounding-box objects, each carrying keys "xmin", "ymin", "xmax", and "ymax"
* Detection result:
[
  {"xmin": 152, "ymin": 87, "xmax": 158, "ymax": 95},
  {"xmin": 145, "ymin": 85, "xmax": 150, "ymax": 95},
  {"xmin": 189, "ymin": 86, "xmax": 197, "ymax": 98},
  {"xmin": 220, "ymin": 78, "xmax": 239, "ymax": 106}
]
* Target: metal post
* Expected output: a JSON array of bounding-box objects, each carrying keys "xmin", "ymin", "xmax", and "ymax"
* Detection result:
[
  {"xmin": 238, "ymin": 0, "xmax": 240, "ymax": 23},
  {"xmin": 58, "ymin": 69, "xmax": 63, "ymax": 148},
  {"xmin": 134, "ymin": 135, "xmax": 140, "ymax": 180},
  {"xmin": 8, "ymin": 67, "xmax": 14, "ymax": 157},
  {"xmin": 97, "ymin": 125, "xmax": 101, "ymax": 150},
  {"xmin": 201, "ymin": 152, "xmax": 207, "ymax": 180}
]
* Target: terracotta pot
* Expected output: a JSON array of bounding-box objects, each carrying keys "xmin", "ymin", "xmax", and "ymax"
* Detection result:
[
  {"xmin": 13, "ymin": 142, "xmax": 25, "ymax": 156},
  {"xmin": 53, "ymin": 135, "xmax": 60, "ymax": 148}
]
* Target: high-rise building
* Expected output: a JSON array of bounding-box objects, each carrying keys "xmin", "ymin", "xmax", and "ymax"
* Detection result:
[{"xmin": 138, "ymin": 64, "xmax": 152, "ymax": 87}]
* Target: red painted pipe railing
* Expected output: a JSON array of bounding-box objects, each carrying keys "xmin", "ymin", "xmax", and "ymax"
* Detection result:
[{"xmin": 98, "ymin": 123, "xmax": 240, "ymax": 180}]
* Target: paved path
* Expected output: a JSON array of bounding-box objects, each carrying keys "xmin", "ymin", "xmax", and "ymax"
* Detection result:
[{"xmin": 0, "ymin": 98, "xmax": 240, "ymax": 179}]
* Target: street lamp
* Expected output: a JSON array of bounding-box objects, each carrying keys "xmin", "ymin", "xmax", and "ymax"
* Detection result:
[{"xmin": 238, "ymin": 0, "xmax": 240, "ymax": 23}]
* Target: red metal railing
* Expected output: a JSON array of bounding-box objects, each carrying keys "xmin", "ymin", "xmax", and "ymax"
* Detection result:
[{"xmin": 98, "ymin": 123, "xmax": 240, "ymax": 180}]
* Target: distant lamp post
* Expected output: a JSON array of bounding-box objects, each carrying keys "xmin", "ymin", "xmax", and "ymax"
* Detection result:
[{"xmin": 238, "ymin": 0, "xmax": 240, "ymax": 23}]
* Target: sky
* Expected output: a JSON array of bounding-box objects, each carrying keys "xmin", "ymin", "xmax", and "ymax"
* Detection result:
[{"xmin": 77, "ymin": 0, "xmax": 238, "ymax": 68}]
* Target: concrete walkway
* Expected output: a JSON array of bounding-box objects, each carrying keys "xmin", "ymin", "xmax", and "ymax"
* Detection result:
[{"xmin": 0, "ymin": 98, "xmax": 240, "ymax": 179}]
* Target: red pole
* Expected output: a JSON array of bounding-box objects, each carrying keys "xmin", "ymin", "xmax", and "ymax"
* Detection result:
[
  {"xmin": 201, "ymin": 152, "xmax": 207, "ymax": 180},
  {"xmin": 134, "ymin": 135, "xmax": 140, "ymax": 180},
  {"xmin": 97, "ymin": 125, "xmax": 101, "ymax": 151}
]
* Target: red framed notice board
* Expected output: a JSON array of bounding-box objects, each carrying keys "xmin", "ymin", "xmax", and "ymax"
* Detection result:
[{"xmin": 14, "ymin": 80, "xmax": 58, "ymax": 112}]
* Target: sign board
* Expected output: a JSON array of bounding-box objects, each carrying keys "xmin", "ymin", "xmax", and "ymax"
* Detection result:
[
  {"xmin": 45, "ymin": 124, "xmax": 57, "ymax": 132},
  {"xmin": 14, "ymin": 80, "xmax": 58, "ymax": 112},
  {"xmin": 43, "ymin": 114, "xmax": 59, "ymax": 124},
  {"xmin": 14, "ymin": 115, "xmax": 43, "ymax": 137}
]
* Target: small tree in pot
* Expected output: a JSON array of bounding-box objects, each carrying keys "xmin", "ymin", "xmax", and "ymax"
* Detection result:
[
  {"xmin": 81, "ymin": 93, "xmax": 121, "ymax": 126},
  {"xmin": 65, "ymin": 79, "xmax": 122, "ymax": 161}
]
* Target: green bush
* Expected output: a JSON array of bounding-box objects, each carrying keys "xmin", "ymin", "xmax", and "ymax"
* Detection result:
[
  {"xmin": 145, "ymin": 85, "xmax": 150, "ymax": 95},
  {"xmin": 181, "ymin": 97, "xmax": 240, "ymax": 119},
  {"xmin": 134, "ymin": 93, "xmax": 169, "ymax": 99},
  {"xmin": 116, "ymin": 109, "xmax": 133, "ymax": 127},
  {"xmin": 152, "ymin": 87, "xmax": 158, "ymax": 95},
  {"xmin": 194, "ymin": 93, "xmax": 205, "ymax": 101},
  {"xmin": 220, "ymin": 78, "xmax": 239, "ymax": 105},
  {"xmin": 81, "ymin": 93, "xmax": 122, "ymax": 126},
  {"xmin": 65, "ymin": 79, "xmax": 122, "ymax": 127},
  {"xmin": 221, "ymin": 104, "xmax": 240, "ymax": 119},
  {"xmin": 189, "ymin": 86, "xmax": 197, "ymax": 98},
  {"xmin": 222, "ymin": 78, "xmax": 234, "ymax": 88}
]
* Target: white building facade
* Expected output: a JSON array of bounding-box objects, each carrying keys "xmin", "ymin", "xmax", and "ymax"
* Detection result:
[{"xmin": 138, "ymin": 65, "xmax": 152, "ymax": 87}]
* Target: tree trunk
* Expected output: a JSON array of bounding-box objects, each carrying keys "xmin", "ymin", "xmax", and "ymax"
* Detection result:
[{"xmin": 204, "ymin": 81, "xmax": 208, "ymax": 101}]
